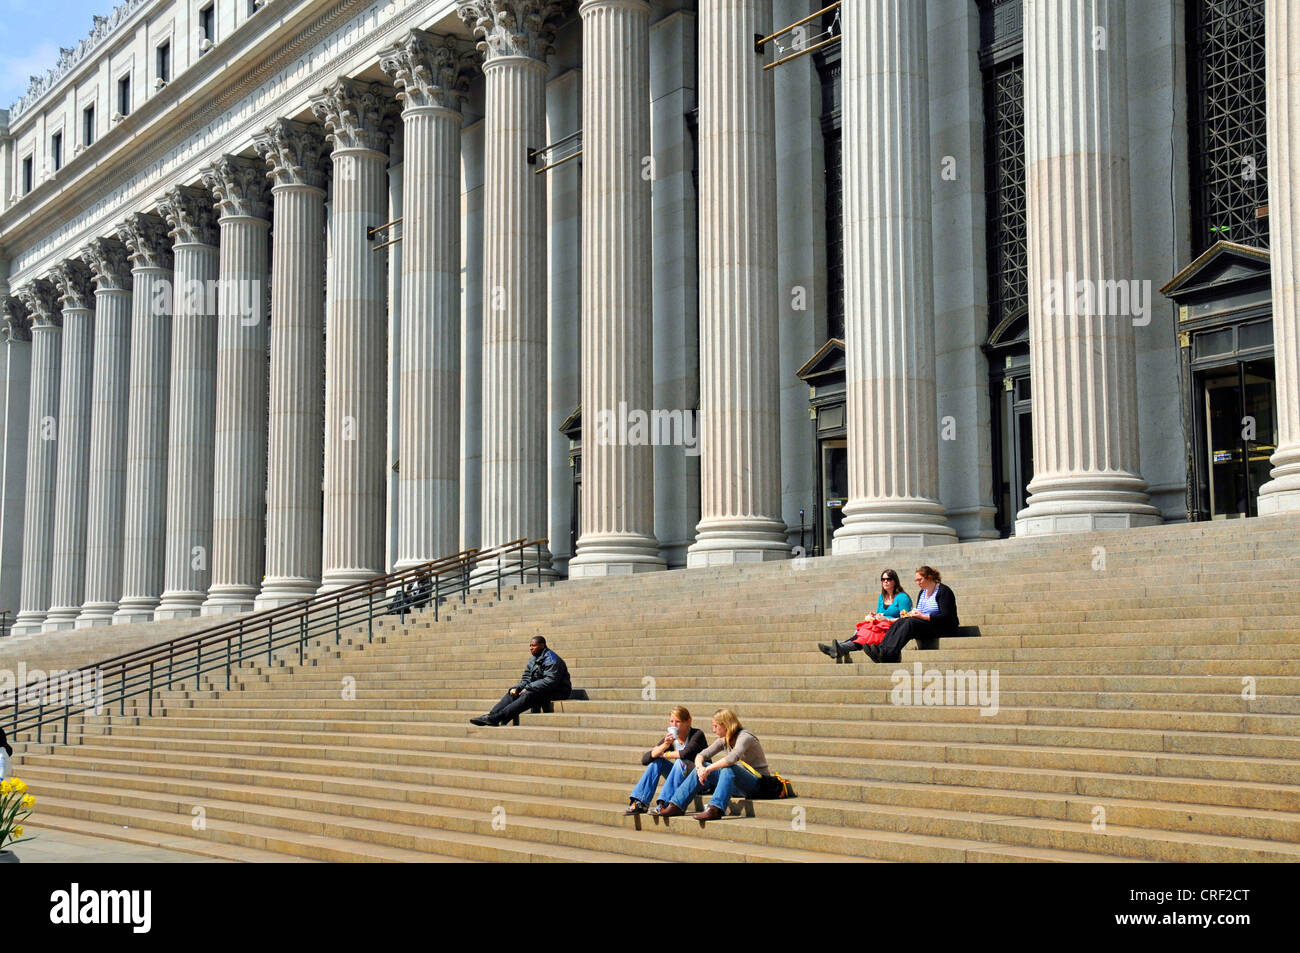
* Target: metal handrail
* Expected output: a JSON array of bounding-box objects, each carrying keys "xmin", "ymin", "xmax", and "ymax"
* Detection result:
[{"xmin": 5, "ymin": 538, "xmax": 549, "ymax": 745}]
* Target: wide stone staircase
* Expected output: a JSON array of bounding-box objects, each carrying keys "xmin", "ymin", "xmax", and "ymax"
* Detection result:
[{"xmin": 10, "ymin": 516, "xmax": 1300, "ymax": 862}]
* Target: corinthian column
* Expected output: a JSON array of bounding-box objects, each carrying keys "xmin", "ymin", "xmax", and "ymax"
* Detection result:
[
  {"xmin": 568, "ymin": 0, "xmax": 663, "ymax": 576},
  {"xmin": 199, "ymin": 156, "xmax": 271, "ymax": 615},
  {"xmin": 75, "ymin": 238, "xmax": 133, "ymax": 627},
  {"xmin": 43, "ymin": 260, "xmax": 96, "ymax": 630},
  {"xmin": 114, "ymin": 214, "xmax": 173, "ymax": 623},
  {"xmin": 253, "ymin": 120, "xmax": 328, "ymax": 608},
  {"xmin": 832, "ymin": 0, "xmax": 955, "ymax": 553},
  {"xmin": 310, "ymin": 79, "xmax": 395, "ymax": 592},
  {"xmin": 685, "ymin": 0, "xmax": 787, "ymax": 567},
  {"xmin": 459, "ymin": 0, "xmax": 562, "ymax": 573},
  {"xmin": 1015, "ymin": 0, "xmax": 1161, "ymax": 535},
  {"xmin": 154, "ymin": 185, "xmax": 221, "ymax": 619},
  {"xmin": 0, "ymin": 300, "xmax": 32, "ymax": 621},
  {"xmin": 1259, "ymin": 0, "xmax": 1300, "ymax": 515},
  {"xmin": 12, "ymin": 280, "xmax": 61, "ymax": 635},
  {"xmin": 381, "ymin": 31, "xmax": 475, "ymax": 568}
]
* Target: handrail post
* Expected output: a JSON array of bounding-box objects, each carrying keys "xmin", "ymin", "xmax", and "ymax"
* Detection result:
[
  {"xmin": 367, "ymin": 587, "xmax": 374, "ymax": 643},
  {"xmin": 299, "ymin": 612, "xmax": 305, "ymax": 666},
  {"xmin": 119, "ymin": 668, "xmax": 126, "ymax": 717},
  {"xmin": 267, "ymin": 616, "xmax": 274, "ymax": 664},
  {"xmin": 519, "ymin": 541, "xmax": 525, "ymax": 586},
  {"xmin": 497, "ymin": 556, "xmax": 502, "ymax": 599},
  {"xmin": 37, "ymin": 681, "xmax": 44, "ymax": 744},
  {"xmin": 536, "ymin": 541, "xmax": 542, "ymax": 585},
  {"xmin": 335, "ymin": 599, "xmax": 341, "ymax": 645},
  {"xmin": 62, "ymin": 672, "xmax": 71, "ymax": 746},
  {"xmin": 148, "ymin": 661, "xmax": 155, "ymax": 717},
  {"xmin": 226, "ymin": 639, "xmax": 232, "ymax": 691},
  {"xmin": 434, "ymin": 574, "xmax": 439, "ymax": 622},
  {"xmin": 196, "ymin": 643, "xmax": 203, "ymax": 692}
]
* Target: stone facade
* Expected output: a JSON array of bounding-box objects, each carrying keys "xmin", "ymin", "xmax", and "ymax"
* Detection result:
[{"xmin": 0, "ymin": 0, "xmax": 1293, "ymax": 629}]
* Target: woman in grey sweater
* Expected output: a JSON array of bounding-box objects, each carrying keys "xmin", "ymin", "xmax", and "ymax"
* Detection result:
[{"xmin": 651, "ymin": 708, "xmax": 771, "ymax": 821}]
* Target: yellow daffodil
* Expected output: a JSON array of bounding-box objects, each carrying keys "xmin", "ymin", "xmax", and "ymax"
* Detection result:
[
  {"xmin": 0, "ymin": 780, "xmax": 9, "ymax": 796},
  {"xmin": 12, "ymin": 826, "xmax": 22, "ymax": 838},
  {"xmin": 22, "ymin": 794, "xmax": 35, "ymax": 810},
  {"xmin": 10, "ymin": 779, "xmax": 26, "ymax": 795}
]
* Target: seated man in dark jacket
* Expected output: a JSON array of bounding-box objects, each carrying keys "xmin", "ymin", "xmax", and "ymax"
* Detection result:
[
  {"xmin": 470, "ymin": 636, "xmax": 572, "ymax": 726},
  {"xmin": 865, "ymin": 566, "xmax": 959, "ymax": 664}
]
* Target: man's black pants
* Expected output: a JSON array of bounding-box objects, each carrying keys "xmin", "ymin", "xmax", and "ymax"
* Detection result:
[{"xmin": 487, "ymin": 688, "xmax": 568, "ymax": 724}]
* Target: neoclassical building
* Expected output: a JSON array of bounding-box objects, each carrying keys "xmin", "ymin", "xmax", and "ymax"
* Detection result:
[{"xmin": 0, "ymin": 0, "xmax": 1295, "ymax": 635}]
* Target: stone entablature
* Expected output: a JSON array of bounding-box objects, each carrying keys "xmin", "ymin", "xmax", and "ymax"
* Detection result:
[{"xmin": 1, "ymin": 0, "xmax": 462, "ymax": 289}]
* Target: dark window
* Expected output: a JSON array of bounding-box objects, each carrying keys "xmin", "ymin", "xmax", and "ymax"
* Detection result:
[
  {"xmin": 200, "ymin": 3, "xmax": 215, "ymax": 44},
  {"xmin": 157, "ymin": 41, "xmax": 171, "ymax": 83},
  {"xmin": 118, "ymin": 75, "xmax": 131, "ymax": 116},
  {"xmin": 980, "ymin": 0, "xmax": 1027, "ymax": 331},
  {"xmin": 51, "ymin": 132, "xmax": 62, "ymax": 171},
  {"xmin": 816, "ymin": 27, "xmax": 843, "ymax": 341},
  {"xmin": 22, "ymin": 156, "xmax": 33, "ymax": 194},
  {"xmin": 83, "ymin": 105, "xmax": 95, "ymax": 147},
  {"xmin": 1187, "ymin": 0, "xmax": 1268, "ymax": 252}
]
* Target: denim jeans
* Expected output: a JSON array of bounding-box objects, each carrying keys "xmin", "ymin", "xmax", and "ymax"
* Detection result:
[
  {"xmin": 707, "ymin": 765, "xmax": 763, "ymax": 810},
  {"xmin": 629, "ymin": 758, "xmax": 687, "ymax": 807}
]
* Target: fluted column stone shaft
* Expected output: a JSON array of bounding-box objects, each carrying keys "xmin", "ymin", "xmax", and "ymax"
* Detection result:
[
  {"xmin": 382, "ymin": 32, "xmax": 474, "ymax": 568},
  {"xmin": 0, "ymin": 302, "xmax": 32, "ymax": 621},
  {"xmin": 254, "ymin": 120, "xmax": 328, "ymax": 607},
  {"xmin": 201, "ymin": 156, "xmax": 271, "ymax": 615},
  {"xmin": 43, "ymin": 261, "xmax": 97, "ymax": 630},
  {"xmin": 832, "ymin": 0, "xmax": 955, "ymax": 552},
  {"xmin": 311, "ymin": 80, "xmax": 394, "ymax": 591},
  {"xmin": 12, "ymin": 281, "xmax": 61, "ymax": 635},
  {"xmin": 76, "ymin": 238, "xmax": 133, "ymax": 627},
  {"xmin": 1015, "ymin": 0, "xmax": 1160, "ymax": 535},
  {"xmin": 155, "ymin": 186, "xmax": 221, "ymax": 619},
  {"xmin": 115, "ymin": 214, "xmax": 174, "ymax": 623},
  {"xmin": 1260, "ymin": 0, "xmax": 1300, "ymax": 515},
  {"xmin": 460, "ymin": 1, "xmax": 565, "ymax": 573},
  {"xmin": 570, "ymin": 0, "xmax": 663, "ymax": 576},
  {"xmin": 685, "ymin": 0, "xmax": 787, "ymax": 567}
]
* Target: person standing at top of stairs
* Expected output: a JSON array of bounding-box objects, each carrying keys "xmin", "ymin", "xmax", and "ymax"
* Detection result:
[
  {"xmin": 470, "ymin": 636, "xmax": 571, "ymax": 727},
  {"xmin": 865, "ymin": 566, "xmax": 959, "ymax": 664}
]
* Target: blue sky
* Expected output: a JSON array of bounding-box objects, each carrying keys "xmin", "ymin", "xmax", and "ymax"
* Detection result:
[{"xmin": 0, "ymin": 0, "xmax": 118, "ymax": 111}]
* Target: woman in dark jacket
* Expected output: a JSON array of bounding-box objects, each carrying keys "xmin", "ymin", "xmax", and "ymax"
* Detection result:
[
  {"xmin": 623, "ymin": 706, "xmax": 709, "ymax": 815},
  {"xmin": 865, "ymin": 565, "xmax": 959, "ymax": 663}
]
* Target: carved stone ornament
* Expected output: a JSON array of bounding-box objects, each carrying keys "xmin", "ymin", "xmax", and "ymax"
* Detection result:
[
  {"xmin": 157, "ymin": 184, "xmax": 220, "ymax": 246},
  {"xmin": 51, "ymin": 259, "xmax": 95, "ymax": 311},
  {"xmin": 116, "ymin": 212, "xmax": 175, "ymax": 271},
  {"xmin": 380, "ymin": 30, "xmax": 477, "ymax": 112},
  {"xmin": 309, "ymin": 78, "xmax": 397, "ymax": 154},
  {"xmin": 81, "ymin": 237, "xmax": 132, "ymax": 291},
  {"xmin": 15, "ymin": 279, "xmax": 61, "ymax": 329},
  {"xmin": 202, "ymin": 154, "xmax": 272, "ymax": 220},
  {"xmin": 456, "ymin": 0, "xmax": 569, "ymax": 64},
  {"xmin": 254, "ymin": 119, "xmax": 329, "ymax": 190},
  {"xmin": 2, "ymin": 298, "xmax": 31, "ymax": 343}
]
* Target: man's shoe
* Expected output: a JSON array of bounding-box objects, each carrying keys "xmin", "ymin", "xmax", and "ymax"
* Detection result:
[
  {"xmin": 655, "ymin": 803, "xmax": 685, "ymax": 818},
  {"xmin": 624, "ymin": 801, "xmax": 647, "ymax": 816},
  {"xmin": 817, "ymin": 643, "xmax": 835, "ymax": 658},
  {"xmin": 694, "ymin": 805, "xmax": 724, "ymax": 821},
  {"xmin": 469, "ymin": 716, "xmax": 494, "ymax": 727}
]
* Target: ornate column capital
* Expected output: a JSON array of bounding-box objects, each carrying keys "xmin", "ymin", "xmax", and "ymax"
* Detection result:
[
  {"xmin": 157, "ymin": 185, "xmax": 220, "ymax": 246},
  {"xmin": 202, "ymin": 155, "xmax": 272, "ymax": 220},
  {"xmin": 309, "ymin": 79, "xmax": 397, "ymax": 154},
  {"xmin": 117, "ymin": 212, "xmax": 175, "ymax": 270},
  {"xmin": 51, "ymin": 259, "xmax": 95, "ymax": 311},
  {"xmin": 81, "ymin": 237, "xmax": 132, "ymax": 291},
  {"xmin": 254, "ymin": 119, "xmax": 328, "ymax": 190},
  {"xmin": 380, "ymin": 30, "xmax": 477, "ymax": 112},
  {"xmin": 15, "ymin": 279, "xmax": 60, "ymax": 329},
  {"xmin": 2, "ymin": 297, "xmax": 31, "ymax": 343},
  {"xmin": 457, "ymin": 0, "xmax": 569, "ymax": 64}
]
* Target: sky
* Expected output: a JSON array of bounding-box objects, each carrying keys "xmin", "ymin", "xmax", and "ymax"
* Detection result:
[{"xmin": 0, "ymin": 0, "xmax": 119, "ymax": 112}]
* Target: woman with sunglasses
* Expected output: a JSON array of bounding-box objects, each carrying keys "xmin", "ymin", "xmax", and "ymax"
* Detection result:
[{"xmin": 818, "ymin": 569, "xmax": 912, "ymax": 660}]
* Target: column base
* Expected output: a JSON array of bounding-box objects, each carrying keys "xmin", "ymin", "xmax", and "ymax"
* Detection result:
[
  {"xmin": 11, "ymin": 611, "xmax": 48, "ymax": 637},
  {"xmin": 316, "ymin": 568, "xmax": 384, "ymax": 596},
  {"xmin": 154, "ymin": 591, "xmax": 206, "ymax": 620},
  {"xmin": 41, "ymin": 607, "xmax": 82, "ymax": 632},
  {"xmin": 1015, "ymin": 476, "xmax": 1162, "ymax": 537},
  {"xmin": 569, "ymin": 534, "xmax": 665, "ymax": 578},
  {"xmin": 200, "ymin": 586, "xmax": 257, "ymax": 616},
  {"xmin": 832, "ymin": 499, "xmax": 957, "ymax": 554},
  {"xmin": 74, "ymin": 604, "xmax": 119, "ymax": 629},
  {"xmin": 254, "ymin": 579, "xmax": 319, "ymax": 611},
  {"xmin": 686, "ymin": 518, "xmax": 789, "ymax": 568},
  {"xmin": 113, "ymin": 598, "xmax": 161, "ymax": 625},
  {"xmin": 1257, "ymin": 453, "xmax": 1300, "ymax": 516}
]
